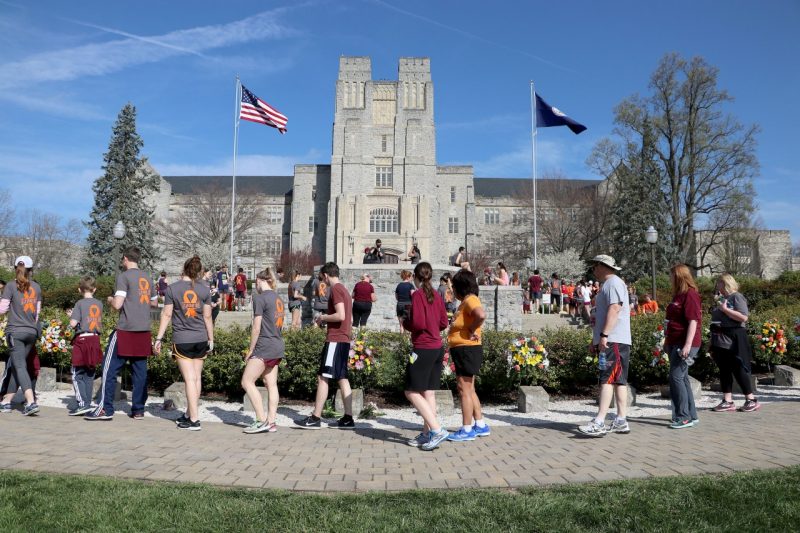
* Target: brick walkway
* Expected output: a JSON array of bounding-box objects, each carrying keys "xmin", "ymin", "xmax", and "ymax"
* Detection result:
[{"xmin": 1, "ymin": 403, "xmax": 799, "ymax": 492}]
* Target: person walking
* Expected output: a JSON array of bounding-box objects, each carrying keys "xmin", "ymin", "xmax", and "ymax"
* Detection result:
[
  {"xmin": 527, "ymin": 269, "xmax": 543, "ymax": 314},
  {"xmin": 352, "ymin": 273, "xmax": 376, "ymax": 329},
  {"xmin": 310, "ymin": 271, "xmax": 331, "ymax": 327},
  {"xmin": 710, "ymin": 273, "xmax": 760, "ymax": 413},
  {"xmin": 86, "ymin": 246, "xmax": 158, "ymax": 421},
  {"xmin": 288, "ymin": 270, "xmax": 306, "ymax": 330},
  {"xmin": 550, "ymin": 273, "xmax": 562, "ymax": 314},
  {"xmin": 241, "ymin": 268, "xmax": 285, "ymax": 433},
  {"xmin": 204, "ymin": 269, "xmax": 220, "ymax": 325},
  {"xmin": 664, "ymin": 264, "xmax": 701, "ymax": 429},
  {"xmin": 154, "ymin": 256, "xmax": 214, "ymax": 431},
  {"xmin": 66, "ymin": 276, "xmax": 104, "ymax": 416},
  {"xmin": 0, "ymin": 256, "xmax": 42, "ymax": 416},
  {"xmin": 447, "ymin": 269, "xmax": 490, "ymax": 442},
  {"xmin": 578, "ymin": 255, "xmax": 632, "ymax": 437},
  {"xmin": 403, "ymin": 262, "xmax": 450, "ymax": 451},
  {"xmin": 295, "ymin": 262, "xmax": 355, "ymax": 429},
  {"xmin": 395, "ymin": 270, "xmax": 415, "ymax": 333},
  {"xmin": 157, "ymin": 272, "xmax": 168, "ymax": 303},
  {"xmin": 234, "ymin": 268, "xmax": 248, "ymax": 311}
]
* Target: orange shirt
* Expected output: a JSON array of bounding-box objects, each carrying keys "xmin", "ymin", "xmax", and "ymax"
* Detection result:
[
  {"xmin": 640, "ymin": 300, "xmax": 659, "ymax": 314},
  {"xmin": 448, "ymin": 295, "xmax": 483, "ymax": 347}
]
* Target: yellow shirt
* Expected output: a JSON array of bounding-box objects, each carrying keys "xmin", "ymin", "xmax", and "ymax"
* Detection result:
[{"xmin": 448, "ymin": 294, "xmax": 483, "ymax": 347}]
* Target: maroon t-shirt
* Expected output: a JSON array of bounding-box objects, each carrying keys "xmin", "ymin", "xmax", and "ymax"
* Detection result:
[
  {"xmin": 665, "ymin": 289, "xmax": 702, "ymax": 347},
  {"xmin": 327, "ymin": 283, "xmax": 353, "ymax": 343},
  {"xmin": 528, "ymin": 275, "xmax": 543, "ymax": 292},
  {"xmin": 352, "ymin": 281, "xmax": 374, "ymax": 302}
]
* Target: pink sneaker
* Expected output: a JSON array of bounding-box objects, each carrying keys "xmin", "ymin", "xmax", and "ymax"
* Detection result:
[
  {"xmin": 739, "ymin": 399, "xmax": 761, "ymax": 412},
  {"xmin": 712, "ymin": 401, "xmax": 736, "ymax": 412}
]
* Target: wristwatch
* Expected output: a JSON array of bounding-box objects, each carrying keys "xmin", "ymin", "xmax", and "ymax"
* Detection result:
[{"xmin": 599, "ymin": 333, "xmax": 608, "ymax": 338}]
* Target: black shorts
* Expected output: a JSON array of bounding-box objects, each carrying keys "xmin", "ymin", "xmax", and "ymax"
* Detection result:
[
  {"xmin": 173, "ymin": 342, "xmax": 209, "ymax": 360},
  {"xmin": 551, "ymin": 294, "xmax": 561, "ymax": 306},
  {"xmin": 235, "ymin": 290, "xmax": 246, "ymax": 298},
  {"xmin": 288, "ymin": 300, "xmax": 302, "ymax": 311},
  {"xmin": 450, "ymin": 345, "xmax": 483, "ymax": 377},
  {"xmin": 405, "ymin": 347, "xmax": 444, "ymax": 391},
  {"xmin": 598, "ymin": 343, "xmax": 630, "ymax": 385},
  {"xmin": 318, "ymin": 342, "xmax": 350, "ymax": 380},
  {"xmin": 396, "ymin": 302, "xmax": 411, "ymax": 318}
]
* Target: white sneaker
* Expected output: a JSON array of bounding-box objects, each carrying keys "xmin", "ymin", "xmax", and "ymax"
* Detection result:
[{"xmin": 577, "ymin": 419, "xmax": 607, "ymax": 437}]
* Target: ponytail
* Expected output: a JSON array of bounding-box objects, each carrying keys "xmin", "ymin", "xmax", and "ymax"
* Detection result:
[
  {"xmin": 182, "ymin": 255, "xmax": 203, "ymax": 288},
  {"xmin": 414, "ymin": 262, "xmax": 435, "ymax": 304},
  {"xmin": 15, "ymin": 264, "xmax": 30, "ymax": 292}
]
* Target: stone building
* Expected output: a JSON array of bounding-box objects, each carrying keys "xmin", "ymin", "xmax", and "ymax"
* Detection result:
[{"xmin": 694, "ymin": 229, "xmax": 796, "ymax": 280}]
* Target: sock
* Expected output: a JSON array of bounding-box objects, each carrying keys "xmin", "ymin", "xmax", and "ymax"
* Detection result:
[
  {"xmin": 463, "ymin": 424, "xmax": 473, "ymax": 433},
  {"xmin": 474, "ymin": 418, "xmax": 487, "ymax": 428},
  {"xmin": 594, "ymin": 417, "xmax": 605, "ymax": 426},
  {"xmin": 614, "ymin": 417, "xmax": 626, "ymax": 424}
]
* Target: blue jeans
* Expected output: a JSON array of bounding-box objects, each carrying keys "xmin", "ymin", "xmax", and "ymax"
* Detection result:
[
  {"xmin": 666, "ymin": 345, "xmax": 698, "ymax": 421},
  {"xmin": 96, "ymin": 331, "xmax": 149, "ymax": 415}
]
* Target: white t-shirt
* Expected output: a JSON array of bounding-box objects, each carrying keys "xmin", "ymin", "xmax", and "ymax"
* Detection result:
[{"xmin": 592, "ymin": 275, "xmax": 631, "ymax": 345}]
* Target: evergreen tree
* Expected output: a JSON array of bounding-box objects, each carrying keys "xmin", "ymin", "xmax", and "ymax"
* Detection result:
[{"xmin": 83, "ymin": 103, "xmax": 160, "ymax": 275}]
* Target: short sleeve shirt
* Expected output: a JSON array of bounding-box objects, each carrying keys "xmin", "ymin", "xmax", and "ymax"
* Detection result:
[
  {"xmin": 252, "ymin": 290, "xmax": 285, "ymax": 359},
  {"xmin": 352, "ymin": 281, "xmax": 374, "ymax": 302},
  {"xmin": 528, "ymin": 275, "xmax": 543, "ymax": 292},
  {"xmin": 395, "ymin": 282, "xmax": 414, "ymax": 303},
  {"xmin": 2, "ymin": 281, "xmax": 42, "ymax": 335},
  {"xmin": 289, "ymin": 280, "xmax": 303, "ymax": 302},
  {"xmin": 311, "ymin": 278, "xmax": 330, "ymax": 311},
  {"xmin": 448, "ymin": 294, "xmax": 483, "ymax": 347},
  {"xmin": 165, "ymin": 280, "xmax": 210, "ymax": 344},
  {"xmin": 234, "ymin": 274, "xmax": 247, "ymax": 292},
  {"xmin": 592, "ymin": 275, "xmax": 631, "ymax": 345},
  {"xmin": 665, "ymin": 289, "xmax": 702, "ymax": 347},
  {"xmin": 115, "ymin": 268, "xmax": 157, "ymax": 332},
  {"xmin": 72, "ymin": 297, "xmax": 103, "ymax": 334},
  {"xmin": 327, "ymin": 283, "xmax": 353, "ymax": 342},
  {"xmin": 711, "ymin": 292, "xmax": 749, "ymax": 328}
]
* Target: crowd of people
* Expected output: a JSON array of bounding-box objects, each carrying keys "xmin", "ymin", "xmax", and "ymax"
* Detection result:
[{"xmin": 0, "ymin": 246, "xmax": 762, "ymax": 445}]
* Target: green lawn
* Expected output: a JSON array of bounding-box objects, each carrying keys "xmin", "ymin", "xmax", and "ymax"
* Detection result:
[{"xmin": 2, "ymin": 467, "xmax": 799, "ymax": 532}]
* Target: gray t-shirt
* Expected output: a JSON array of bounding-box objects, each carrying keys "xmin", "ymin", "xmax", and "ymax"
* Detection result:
[
  {"xmin": 252, "ymin": 290, "xmax": 285, "ymax": 359},
  {"xmin": 592, "ymin": 275, "xmax": 631, "ymax": 345},
  {"xmin": 311, "ymin": 278, "xmax": 330, "ymax": 311},
  {"xmin": 115, "ymin": 268, "xmax": 157, "ymax": 332},
  {"xmin": 165, "ymin": 280, "xmax": 211, "ymax": 344},
  {"xmin": 711, "ymin": 292, "xmax": 749, "ymax": 328},
  {"xmin": 2, "ymin": 281, "xmax": 42, "ymax": 335},
  {"xmin": 72, "ymin": 297, "xmax": 103, "ymax": 334},
  {"xmin": 288, "ymin": 280, "xmax": 303, "ymax": 302}
]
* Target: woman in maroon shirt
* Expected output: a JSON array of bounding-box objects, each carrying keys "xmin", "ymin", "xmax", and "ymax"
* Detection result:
[
  {"xmin": 665, "ymin": 264, "xmax": 701, "ymax": 429},
  {"xmin": 351, "ymin": 273, "xmax": 376, "ymax": 329},
  {"xmin": 402, "ymin": 262, "xmax": 450, "ymax": 449}
]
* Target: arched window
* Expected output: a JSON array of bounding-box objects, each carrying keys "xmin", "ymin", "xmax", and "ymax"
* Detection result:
[{"xmin": 369, "ymin": 208, "xmax": 398, "ymax": 233}]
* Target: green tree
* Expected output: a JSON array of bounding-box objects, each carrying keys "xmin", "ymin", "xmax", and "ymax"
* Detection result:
[{"xmin": 83, "ymin": 103, "xmax": 160, "ymax": 275}]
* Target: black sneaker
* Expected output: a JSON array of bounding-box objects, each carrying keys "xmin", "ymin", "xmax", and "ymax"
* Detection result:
[
  {"xmin": 84, "ymin": 409, "xmax": 113, "ymax": 421},
  {"xmin": 177, "ymin": 419, "xmax": 202, "ymax": 431},
  {"xmin": 294, "ymin": 415, "xmax": 322, "ymax": 430},
  {"xmin": 175, "ymin": 413, "xmax": 188, "ymax": 425},
  {"xmin": 331, "ymin": 415, "xmax": 355, "ymax": 429},
  {"xmin": 739, "ymin": 399, "xmax": 761, "ymax": 412}
]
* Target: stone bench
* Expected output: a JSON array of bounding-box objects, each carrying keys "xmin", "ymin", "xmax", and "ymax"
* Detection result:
[
  {"xmin": 163, "ymin": 382, "xmax": 187, "ymax": 410},
  {"xmin": 711, "ymin": 375, "xmax": 757, "ymax": 394},
  {"xmin": 334, "ymin": 388, "xmax": 364, "ymax": 416},
  {"xmin": 435, "ymin": 389, "xmax": 455, "ymax": 416},
  {"xmin": 517, "ymin": 385, "xmax": 549, "ymax": 413},
  {"xmin": 774, "ymin": 365, "xmax": 800, "ymax": 386}
]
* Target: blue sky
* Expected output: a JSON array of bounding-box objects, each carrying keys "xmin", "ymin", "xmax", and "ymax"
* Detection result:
[{"xmin": 1, "ymin": 0, "xmax": 798, "ymax": 242}]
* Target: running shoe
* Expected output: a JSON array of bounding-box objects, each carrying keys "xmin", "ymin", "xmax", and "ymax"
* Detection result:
[
  {"xmin": 22, "ymin": 403, "xmax": 40, "ymax": 416},
  {"xmin": 669, "ymin": 419, "xmax": 693, "ymax": 429},
  {"xmin": 711, "ymin": 400, "xmax": 736, "ymax": 412},
  {"xmin": 330, "ymin": 415, "xmax": 355, "ymax": 429},
  {"xmin": 0, "ymin": 403, "xmax": 13, "ymax": 413},
  {"xmin": 177, "ymin": 419, "xmax": 202, "ymax": 431},
  {"xmin": 446, "ymin": 427, "xmax": 477, "ymax": 442},
  {"xmin": 577, "ymin": 420, "xmax": 607, "ymax": 437},
  {"xmin": 130, "ymin": 412, "xmax": 144, "ymax": 420},
  {"xmin": 68, "ymin": 406, "xmax": 92, "ymax": 416},
  {"xmin": 175, "ymin": 413, "xmax": 188, "ymax": 425},
  {"xmin": 691, "ymin": 418, "xmax": 699, "ymax": 426},
  {"xmin": 472, "ymin": 424, "xmax": 491, "ymax": 437},
  {"xmin": 739, "ymin": 399, "xmax": 761, "ymax": 412},
  {"xmin": 609, "ymin": 419, "xmax": 630, "ymax": 434},
  {"xmin": 84, "ymin": 409, "xmax": 113, "ymax": 421},
  {"xmin": 294, "ymin": 415, "xmax": 322, "ymax": 430},
  {"xmin": 243, "ymin": 420, "xmax": 272, "ymax": 434},
  {"xmin": 407, "ymin": 432, "xmax": 430, "ymax": 447},
  {"xmin": 421, "ymin": 429, "xmax": 450, "ymax": 451}
]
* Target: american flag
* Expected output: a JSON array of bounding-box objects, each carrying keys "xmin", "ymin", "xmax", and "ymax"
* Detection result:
[{"xmin": 239, "ymin": 84, "xmax": 288, "ymax": 133}]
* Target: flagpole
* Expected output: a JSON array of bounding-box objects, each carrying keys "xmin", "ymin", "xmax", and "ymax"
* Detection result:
[
  {"xmin": 529, "ymin": 81, "xmax": 538, "ymax": 271},
  {"xmin": 230, "ymin": 76, "xmax": 241, "ymax": 273}
]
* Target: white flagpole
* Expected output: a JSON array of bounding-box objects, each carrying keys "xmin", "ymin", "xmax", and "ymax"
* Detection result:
[
  {"xmin": 229, "ymin": 76, "xmax": 241, "ymax": 273},
  {"xmin": 529, "ymin": 81, "xmax": 538, "ymax": 271}
]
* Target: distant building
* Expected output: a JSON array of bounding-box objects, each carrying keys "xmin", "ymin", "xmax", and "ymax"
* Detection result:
[{"xmin": 694, "ymin": 229, "xmax": 796, "ymax": 280}]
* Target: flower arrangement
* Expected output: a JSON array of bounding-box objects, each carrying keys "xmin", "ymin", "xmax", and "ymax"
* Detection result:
[
  {"xmin": 442, "ymin": 349, "xmax": 455, "ymax": 377},
  {"xmin": 506, "ymin": 336, "xmax": 549, "ymax": 385},
  {"xmin": 756, "ymin": 320, "xmax": 787, "ymax": 358},
  {"xmin": 650, "ymin": 323, "xmax": 668, "ymax": 367},
  {"xmin": 349, "ymin": 331, "xmax": 376, "ymax": 372},
  {"xmin": 38, "ymin": 318, "xmax": 73, "ymax": 355},
  {"xmin": 0, "ymin": 317, "xmax": 7, "ymax": 348}
]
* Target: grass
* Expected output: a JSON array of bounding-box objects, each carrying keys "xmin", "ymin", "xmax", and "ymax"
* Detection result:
[{"xmin": 2, "ymin": 467, "xmax": 800, "ymax": 532}]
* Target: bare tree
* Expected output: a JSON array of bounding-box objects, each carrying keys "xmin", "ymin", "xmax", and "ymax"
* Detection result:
[
  {"xmin": 0, "ymin": 210, "xmax": 84, "ymax": 275},
  {"xmin": 277, "ymin": 247, "xmax": 321, "ymax": 277},
  {"xmin": 0, "ymin": 188, "xmax": 14, "ymax": 237}
]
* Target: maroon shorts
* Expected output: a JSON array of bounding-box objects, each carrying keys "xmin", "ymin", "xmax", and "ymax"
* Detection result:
[
  {"xmin": 250, "ymin": 356, "xmax": 281, "ymax": 368},
  {"xmin": 116, "ymin": 330, "xmax": 153, "ymax": 357},
  {"xmin": 72, "ymin": 334, "xmax": 103, "ymax": 367}
]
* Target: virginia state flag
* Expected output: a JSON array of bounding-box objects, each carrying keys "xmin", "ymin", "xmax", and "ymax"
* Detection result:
[{"xmin": 535, "ymin": 94, "xmax": 587, "ymax": 134}]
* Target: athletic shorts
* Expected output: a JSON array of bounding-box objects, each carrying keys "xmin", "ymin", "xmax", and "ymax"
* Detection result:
[
  {"xmin": 405, "ymin": 347, "xmax": 444, "ymax": 391},
  {"xmin": 450, "ymin": 345, "xmax": 483, "ymax": 377},
  {"xmin": 598, "ymin": 343, "xmax": 630, "ymax": 385},
  {"xmin": 396, "ymin": 302, "xmax": 411, "ymax": 318},
  {"xmin": 116, "ymin": 330, "xmax": 153, "ymax": 357},
  {"xmin": 72, "ymin": 334, "xmax": 103, "ymax": 367},
  {"xmin": 288, "ymin": 300, "xmax": 302, "ymax": 311},
  {"xmin": 318, "ymin": 341, "xmax": 350, "ymax": 380},
  {"xmin": 532, "ymin": 291, "xmax": 542, "ymax": 299},
  {"xmin": 173, "ymin": 341, "xmax": 210, "ymax": 360},
  {"xmin": 249, "ymin": 356, "xmax": 281, "ymax": 368},
  {"xmin": 235, "ymin": 290, "xmax": 246, "ymax": 298}
]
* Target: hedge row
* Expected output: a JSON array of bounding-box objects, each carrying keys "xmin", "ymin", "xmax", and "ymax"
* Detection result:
[{"xmin": 18, "ymin": 303, "xmax": 798, "ymax": 402}]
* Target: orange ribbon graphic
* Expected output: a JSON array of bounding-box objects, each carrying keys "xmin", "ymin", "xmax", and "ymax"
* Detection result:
[
  {"xmin": 275, "ymin": 298, "xmax": 285, "ymax": 328},
  {"xmin": 22, "ymin": 288, "xmax": 36, "ymax": 313},
  {"xmin": 318, "ymin": 282, "xmax": 327, "ymax": 298},
  {"xmin": 183, "ymin": 290, "xmax": 199, "ymax": 318},
  {"xmin": 88, "ymin": 304, "xmax": 101, "ymax": 331},
  {"xmin": 138, "ymin": 278, "xmax": 150, "ymax": 304}
]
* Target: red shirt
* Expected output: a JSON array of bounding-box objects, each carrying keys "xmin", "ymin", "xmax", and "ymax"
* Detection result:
[
  {"xmin": 327, "ymin": 283, "xmax": 353, "ymax": 342},
  {"xmin": 234, "ymin": 273, "xmax": 247, "ymax": 292},
  {"xmin": 665, "ymin": 289, "xmax": 702, "ymax": 347},
  {"xmin": 352, "ymin": 281, "xmax": 374, "ymax": 302},
  {"xmin": 403, "ymin": 288, "xmax": 448, "ymax": 349},
  {"xmin": 528, "ymin": 275, "xmax": 543, "ymax": 292}
]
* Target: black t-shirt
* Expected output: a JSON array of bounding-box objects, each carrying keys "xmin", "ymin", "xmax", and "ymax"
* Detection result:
[{"xmin": 395, "ymin": 281, "xmax": 414, "ymax": 303}]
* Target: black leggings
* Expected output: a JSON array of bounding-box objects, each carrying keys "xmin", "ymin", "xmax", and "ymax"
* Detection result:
[
  {"xmin": 352, "ymin": 301, "xmax": 372, "ymax": 328},
  {"xmin": 714, "ymin": 347, "xmax": 753, "ymax": 395}
]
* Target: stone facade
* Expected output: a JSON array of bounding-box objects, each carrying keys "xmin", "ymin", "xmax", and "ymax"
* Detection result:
[{"xmin": 694, "ymin": 229, "xmax": 794, "ymax": 280}]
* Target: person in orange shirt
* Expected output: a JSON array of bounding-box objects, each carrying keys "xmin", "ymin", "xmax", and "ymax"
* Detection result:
[{"xmin": 640, "ymin": 294, "xmax": 659, "ymax": 314}]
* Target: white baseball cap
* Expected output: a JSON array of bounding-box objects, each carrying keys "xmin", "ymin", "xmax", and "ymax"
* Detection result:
[
  {"xmin": 14, "ymin": 256, "xmax": 33, "ymax": 269},
  {"xmin": 590, "ymin": 254, "xmax": 622, "ymax": 271}
]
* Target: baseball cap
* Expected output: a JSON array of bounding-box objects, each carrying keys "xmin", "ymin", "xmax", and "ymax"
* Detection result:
[
  {"xmin": 590, "ymin": 254, "xmax": 622, "ymax": 271},
  {"xmin": 14, "ymin": 256, "xmax": 33, "ymax": 269}
]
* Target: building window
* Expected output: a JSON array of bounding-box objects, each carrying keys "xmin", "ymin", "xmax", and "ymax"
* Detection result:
[
  {"xmin": 450, "ymin": 186, "xmax": 456, "ymax": 203},
  {"xmin": 369, "ymin": 208, "xmax": 398, "ymax": 233},
  {"xmin": 448, "ymin": 217, "xmax": 459, "ymax": 234},
  {"xmin": 381, "ymin": 135, "xmax": 388, "ymax": 153},
  {"xmin": 266, "ymin": 206, "xmax": 282, "ymax": 225},
  {"xmin": 376, "ymin": 166, "xmax": 393, "ymax": 188},
  {"xmin": 308, "ymin": 215, "xmax": 317, "ymax": 233},
  {"xmin": 312, "ymin": 185, "xmax": 317, "ymax": 200},
  {"xmin": 484, "ymin": 208, "xmax": 500, "ymax": 225},
  {"xmin": 512, "ymin": 208, "xmax": 527, "ymax": 225},
  {"xmin": 238, "ymin": 236, "xmax": 253, "ymax": 255},
  {"xmin": 484, "ymin": 239, "xmax": 499, "ymax": 256},
  {"xmin": 265, "ymin": 235, "xmax": 281, "ymax": 256},
  {"xmin": 735, "ymin": 243, "xmax": 753, "ymax": 259}
]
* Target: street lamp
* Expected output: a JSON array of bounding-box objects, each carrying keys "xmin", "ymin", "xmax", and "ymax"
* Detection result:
[
  {"xmin": 113, "ymin": 221, "xmax": 126, "ymax": 271},
  {"xmin": 645, "ymin": 226, "xmax": 658, "ymax": 300},
  {"xmin": 525, "ymin": 257, "xmax": 532, "ymax": 279}
]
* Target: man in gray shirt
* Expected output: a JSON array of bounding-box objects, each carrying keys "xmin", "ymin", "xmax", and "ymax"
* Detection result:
[{"xmin": 578, "ymin": 255, "xmax": 632, "ymax": 437}]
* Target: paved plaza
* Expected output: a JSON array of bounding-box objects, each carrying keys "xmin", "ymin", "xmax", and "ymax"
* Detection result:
[{"xmin": 2, "ymin": 400, "xmax": 799, "ymax": 492}]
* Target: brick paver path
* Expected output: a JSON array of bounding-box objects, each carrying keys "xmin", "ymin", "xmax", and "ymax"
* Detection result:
[{"xmin": 2, "ymin": 403, "xmax": 798, "ymax": 491}]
